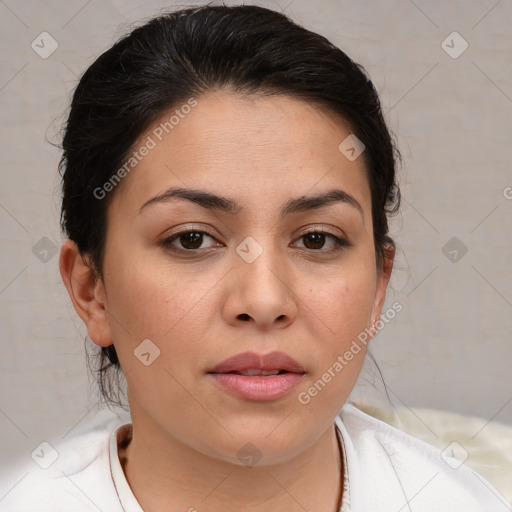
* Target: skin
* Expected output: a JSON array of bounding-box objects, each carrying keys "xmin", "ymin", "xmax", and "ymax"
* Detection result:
[{"xmin": 60, "ymin": 90, "xmax": 394, "ymax": 512}]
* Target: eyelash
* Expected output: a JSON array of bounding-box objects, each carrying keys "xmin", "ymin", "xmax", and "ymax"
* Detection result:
[{"xmin": 160, "ymin": 228, "xmax": 351, "ymax": 254}]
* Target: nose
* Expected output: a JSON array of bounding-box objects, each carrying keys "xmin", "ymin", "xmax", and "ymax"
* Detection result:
[{"xmin": 222, "ymin": 239, "xmax": 298, "ymax": 331}]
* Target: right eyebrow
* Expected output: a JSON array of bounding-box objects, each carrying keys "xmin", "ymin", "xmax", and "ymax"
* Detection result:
[{"xmin": 139, "ymin": 187, "xmax": 241, "ymax": 215}]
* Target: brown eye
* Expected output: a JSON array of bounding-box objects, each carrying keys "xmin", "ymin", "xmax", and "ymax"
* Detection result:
[
  {"xmin": 303, "ymin": 232, "xmax": 327, "ymax": 250},
  {"xmin": 178, "ymin": 232, "xmax": 204, "ymax": 250},
  {"xmin": 295, "ymin": 230, "xmax": 350, "ymax": 253},
  {"xmin": 162, "ymin": 230, "xmax": 220, "ymax": 252}
]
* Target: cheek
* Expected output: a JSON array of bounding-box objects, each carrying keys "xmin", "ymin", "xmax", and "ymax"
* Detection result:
[
  {"xmin": 106, "ymin": 261, "xmax": 208, "ymax": 418},
  {"xmin": 295, "ymin": 274, "xmax": 376, "ymax": 414},
  {"xmin": 104, "ymin": 256, "xmax": 208, "ymax": 340},
  {"xmin": 103, "ymin": 256, "xmax": 223, "ymax": 400},
  {"xmin": 301, "ymin": 260, "xmax": 377, "ymax": 389},
  {"xmin": 309, "ymin": 268, "xmax": 377, "ymax": 345}
]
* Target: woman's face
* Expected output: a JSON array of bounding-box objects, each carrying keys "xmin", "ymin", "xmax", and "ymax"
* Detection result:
[{"xmin": 79, "ymin": 90, "xmax": 392, "ymax": 464}]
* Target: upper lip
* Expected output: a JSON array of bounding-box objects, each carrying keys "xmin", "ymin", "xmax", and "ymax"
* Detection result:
[{"xmin": 208, "ymin": 351, "xmax": 305, "ymax": 374}]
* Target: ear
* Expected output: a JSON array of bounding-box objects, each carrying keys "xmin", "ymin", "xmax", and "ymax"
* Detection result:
[
  {"xmin": 59, "ymin": 239, "xmax": 113, "ymax": 347},
  {"xmin": 370, "ymin": 243, "xmax": 395, "ymax": 327}
]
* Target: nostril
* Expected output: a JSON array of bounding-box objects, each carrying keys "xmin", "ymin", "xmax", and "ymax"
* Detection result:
[{"xmin": 238, "ymin": 313, "xmax": 250, "ymax": 321}]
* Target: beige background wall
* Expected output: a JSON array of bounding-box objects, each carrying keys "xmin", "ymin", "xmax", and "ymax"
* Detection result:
[{"xmin": 1, "ymin": 0, "xmax": 511, "ymax": 473}]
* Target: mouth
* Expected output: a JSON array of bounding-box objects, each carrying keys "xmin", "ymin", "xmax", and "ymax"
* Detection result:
[
  {"xmin": 211, "ymin": 369, "xmax": 292, "ymax": 376},
  {"xmin": 207, "ymin": 351, "xmax": 305, "ymax": 401}
]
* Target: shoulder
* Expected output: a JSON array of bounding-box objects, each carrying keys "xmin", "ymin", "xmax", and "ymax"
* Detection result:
[
  {"xmin": 336, "ymin": 403, "xmax": 512, "ymax": 512},
  {"xmin": 0, "ymin": 408, "xmax": 128, "ymax": 512}
]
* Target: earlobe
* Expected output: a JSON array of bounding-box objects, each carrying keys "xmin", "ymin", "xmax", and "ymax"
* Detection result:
[{"xmin": 59, "ymin": 239, "xmax": 113, "ymax": 347}]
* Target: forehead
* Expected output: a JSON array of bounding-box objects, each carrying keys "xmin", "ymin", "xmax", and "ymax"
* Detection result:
[{"xmin": 109, "ymin": 90, "xmax": 371, "ymax": 219}]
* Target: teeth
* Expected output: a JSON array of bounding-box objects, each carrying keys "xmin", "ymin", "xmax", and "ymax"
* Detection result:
[{"xmin": 238, "ymin": 369, "xmax": 281, "ymax": 376}]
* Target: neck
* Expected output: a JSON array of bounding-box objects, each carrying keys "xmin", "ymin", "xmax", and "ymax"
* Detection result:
[{"xmin": 118, "ymin": 408, "xmax": 343, "ymax": 512}]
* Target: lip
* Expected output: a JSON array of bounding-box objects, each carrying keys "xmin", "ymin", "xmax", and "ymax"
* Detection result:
[
  {"xmin": 208, "ymin": 350, "xmax": 305, "ymax": 374},
  {"xmin": 207, "ymin": 351, "xmax": 306, "ymax": 402}
]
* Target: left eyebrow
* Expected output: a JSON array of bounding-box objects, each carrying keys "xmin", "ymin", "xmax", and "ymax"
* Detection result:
[
  {"xmin": 139, "ymin": 186, "xmax": 364, "ymax": 220},
  {"xmin": 281, "ymin": 189, "xmax": 363, "ymax": 220}
]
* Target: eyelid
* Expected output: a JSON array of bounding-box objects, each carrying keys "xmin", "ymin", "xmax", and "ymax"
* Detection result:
[
  {"xmin": 299, "ymin": 225, "xmax": 347, "ymax": 239},
  {"xmin": 163, "ymin": 224, "xmax": 220, "ymax": 241},
  {"xmin": 296, "ymin": 223, "xmax": 351, "ymax": 242}
]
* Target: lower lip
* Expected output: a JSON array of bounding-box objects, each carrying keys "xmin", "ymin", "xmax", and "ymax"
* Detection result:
[{"xmin": 208, "ymin": 372, "xmax": 304, "ymax": 401}]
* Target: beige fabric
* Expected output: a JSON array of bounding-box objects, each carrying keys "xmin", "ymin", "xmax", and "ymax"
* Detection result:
[{"xmin": 355, "ymin": 403, "xmax": 512, "ymax": 502}]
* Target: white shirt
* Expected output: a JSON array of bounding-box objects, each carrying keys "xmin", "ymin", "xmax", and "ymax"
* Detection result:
[{"xmin": 1, "ymin": 404, "xmax": 510, "ymax": 511}]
